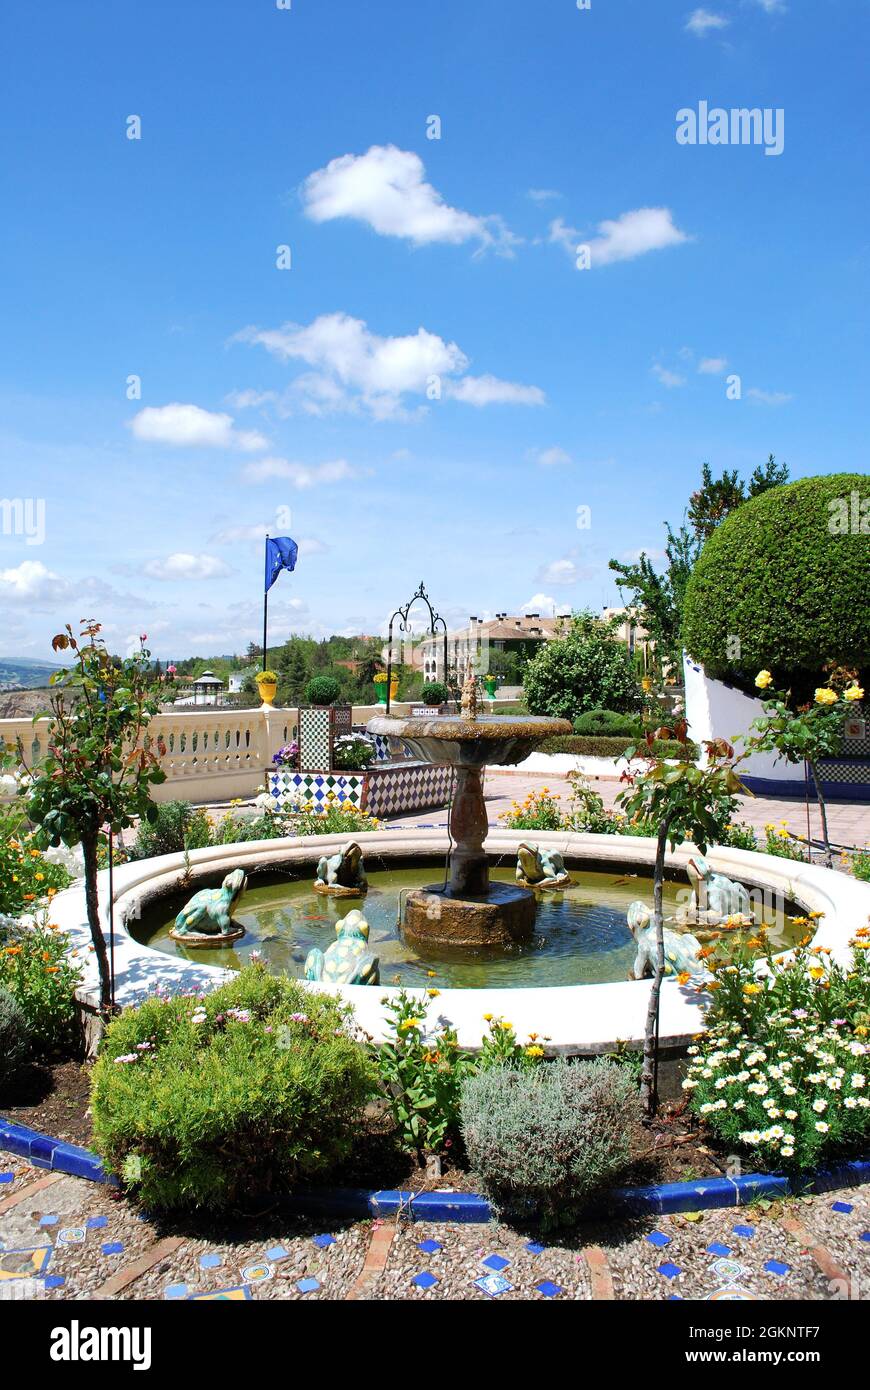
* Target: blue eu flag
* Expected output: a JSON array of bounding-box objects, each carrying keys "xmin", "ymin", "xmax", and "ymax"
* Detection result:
[{"xmin": 265, "ymin": 536, "xmax": 298, "ymax": 593}]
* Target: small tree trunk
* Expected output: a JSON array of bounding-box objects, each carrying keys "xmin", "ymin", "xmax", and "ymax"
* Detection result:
[
  {"xmin": 809, "ymin": 761, "xmax": 833, "ymax": 869},
  {"xmin": 81, "ymin": 830, "xmax": 112, "ymax": 1014},
  {"xmin": 640, "ymin": 815, "xmax": 673, "ymax": 1119}
]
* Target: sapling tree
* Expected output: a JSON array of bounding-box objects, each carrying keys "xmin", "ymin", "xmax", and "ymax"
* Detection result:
[
  {"xmin": 745, "ymin": 671, "xmax": 861, "ymax": 869},
  {"xmin": 26, "ymin": 621, "xmax": 169, "ymax": 1013},
  {"xmin": 617, "ymin": 723, "xmax": 746, "ymax": 1117}
]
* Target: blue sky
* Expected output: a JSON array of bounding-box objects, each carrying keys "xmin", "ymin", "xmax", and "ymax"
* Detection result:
[{"xmin": 1, "ymin": 0, "xmax": 867, "ymax": 659}]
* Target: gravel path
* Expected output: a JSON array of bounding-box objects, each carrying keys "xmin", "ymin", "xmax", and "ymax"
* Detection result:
[{"xmin": 2, "ymin": 1156, "xmax": 867, "ymax": 1302}]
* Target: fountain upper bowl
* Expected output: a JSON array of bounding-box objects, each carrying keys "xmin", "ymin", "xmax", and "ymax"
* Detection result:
[{"xmin": 366, "ymin": 712, "xmax": 572, "ymax": 768}]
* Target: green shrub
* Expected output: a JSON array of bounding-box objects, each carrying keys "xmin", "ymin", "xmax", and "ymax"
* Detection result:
[
  {"xmin": 852, "ymin": 849, "xmax": 870, "ymax": 882},
  {"xmin": 332, "ymin": 734, "xmax": 374, "ymax": 770},
  {"xmin": 304, "ymin": 675, "xmax": 342, "ymax": 706},
  {"xmin": 421, "ymin": 681, "xmax": 449, "ymax": 705},
  {"xmin": 0, "ymin": 986, "xmax": 30, "ymax": 1090},
  {"xmin": 0, "ymin": 917, "xmax": 80, "ymax": 1056},
  {"xmin": 91, "ymin": 965, "xmax": 374, "ymax": 1211},
  {"xmin": 573, "ymin": 708, "xmax": 643, "ymax": 737},
  {"xmin": 684, "ymin": 928, "xmax": 870, "ymax": 1171},
  {"xmin": 683, "ymin": 473, "xmax": 870, "ymax": 691},
  {"xmin": 129, "ymin": 801, "xmax": 213, "ymax": 861},
  {"xmin": 0, "ymin": 813, "xmax": 73, "ymax": 916},
  {"xmin": 523, "ymin": 612, "xmax": 642, "ymax": 722},
  {"xmin": 460, "ymin": 1059, "xmax": 638, "ymax": 1227},
  {"xmin": 538, "ymin": 734, "xmax": 698, "ymax": 759}
]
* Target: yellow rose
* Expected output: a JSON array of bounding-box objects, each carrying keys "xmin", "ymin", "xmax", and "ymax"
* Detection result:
[
  {"xmin": 844, "ymin": 684, "xmax": 864, "ymax": 702},
  {"xmin": 755, "ymin": 670, "xmax": 774, "ymax": 689},
  {"xmin": 814, "ymin": 688, "xmax": 838, "ymax": 706}
]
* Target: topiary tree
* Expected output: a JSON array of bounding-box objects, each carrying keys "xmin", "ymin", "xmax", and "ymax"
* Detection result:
[
  {"xmin": 683, "ymin": 473, "xmax": 870, "ymax": 692},
  {"xmin": 304, "ymin": 674, "xmax": 341, "ymax": 706},
  {"xmin": 523, "ymin": 611, "xmax": 641, "ymax": 721},
  {"xmin": 421, "ymin": 680, "xmax": 449, "ymax": 705}
]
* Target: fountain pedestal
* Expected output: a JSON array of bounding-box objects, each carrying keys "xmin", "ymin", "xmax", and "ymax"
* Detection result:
[{"xmin": 367, "ymin": 709, "xmax": 571, "ymax": 952}]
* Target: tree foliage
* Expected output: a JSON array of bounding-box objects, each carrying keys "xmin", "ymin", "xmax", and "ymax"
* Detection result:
[{"xmin": 523, "ymin": 611, "xmax": 642, "ymax": 721}]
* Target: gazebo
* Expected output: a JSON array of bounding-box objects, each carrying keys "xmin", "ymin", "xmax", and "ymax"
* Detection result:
[{"xmin": 190, "ymin": 670, "xmax": 225, "ymax": 707}]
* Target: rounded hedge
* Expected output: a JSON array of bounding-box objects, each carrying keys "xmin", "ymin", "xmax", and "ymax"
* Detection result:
[
  {"xmin": 683, "ymin": 473, "xmax": 870, "ymax": 687},
  {"xmin": 91, "ymin": 966, "xmax": 373, "ymax": 1211},
  {"xmin": 304, "ymin": 674, "xmax": 342, "ymax": 706},
  {"xmin": 523, "ymin": 624, "xmax": 641, "ymax": 721},
  {"xmin": 421, "ymin": 680, "xmax": 449, "ymax": 705}
]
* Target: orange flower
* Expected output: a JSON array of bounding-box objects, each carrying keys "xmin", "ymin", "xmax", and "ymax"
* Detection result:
[{"xmin": 45, "ymin": 966, "xmax": 59, "ymax": 975}]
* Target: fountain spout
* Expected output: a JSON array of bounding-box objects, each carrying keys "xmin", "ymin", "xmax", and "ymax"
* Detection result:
[{"xmin": 460, "ymin": 672, "xmax": 480, "ymax": 721}]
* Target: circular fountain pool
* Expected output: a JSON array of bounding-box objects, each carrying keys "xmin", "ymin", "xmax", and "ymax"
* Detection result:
[{"xmin": 132, "ymin": 862, "xmax": 802, "ymax": 991}]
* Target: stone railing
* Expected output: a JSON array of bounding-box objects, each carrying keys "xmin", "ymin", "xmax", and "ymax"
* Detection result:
[{"xmin": 0, "ymin": 702, "xmax": 417, "ymax": 806}]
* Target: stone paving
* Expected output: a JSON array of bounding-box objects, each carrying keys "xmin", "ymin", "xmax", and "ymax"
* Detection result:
[
  {"xmin": 387, "ymin": 769, "xmax": 870, "ymax": 855},
  {"xmin": 1, "ymin": 1153, "xmax": 867, "ymax": 1302}
]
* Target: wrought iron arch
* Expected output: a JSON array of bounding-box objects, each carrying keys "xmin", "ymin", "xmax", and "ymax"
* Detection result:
[{"xmin": 385, "ymin": 582, "xmax": 449, "ymax": 714}]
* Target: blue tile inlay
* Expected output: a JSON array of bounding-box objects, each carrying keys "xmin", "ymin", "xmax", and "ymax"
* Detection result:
[
  {"xmin": 199, "ymin": 1253, "xmax": 222, "ymax": 1269},
  {"xmin": 707, "ymin": 1242, "xmax": 731, "ymax": 1257},
  {"xmin": 266, "ymin": 1245, "xmax": 289, "ymax": 1262},
  {"xmin": 43, "ymin": 1275, "xmax": 65, "ymax": 1290},
  {"xmin": 0, "ymin": 1173, "xmax": 13, "ymax": 1184},
  {"xmin": 417, "ymin": 1239, "xmax": 441, "ymax": 1254},
  {"xmin": 764, "ymin": 1259, "xmax": 790, "ymax": 1277},
  {"xmin": 535, "ymin": 1280, "xmax": 562, "ymax": 1298},
  {"xmin": 860, "ymin": 1232, "xmax": 870, "ymax": 1243},
  {"xmin": 297, "ymin": 1277, "xmax": 320, "ymax": 1293},
  {"xmin": 482, "ymin": 1253, "xmax": 510, "ymax": 1272},
  {"xmin": 102, "ymin": 1242, "xmax": 124, "ymax": 1256},
  {"xmin": 475, "ymin": 1272, "xmax": 512, "ymax": 1297},
  {"xmin": 831, "ymin": 1201, "xmax": 853, "ymax": 1214},
  {"xmin": 412, "ymin": 1271, "xmax": 438, "ymax": 1289},
  {"xmin": 732, "ymin": 1224, "xmax": 756, "ymax": 1238},
  {"xmin": 658, "ymin": 1262, "xmax": 682, "ymax": 1279},
  {"xmin": 646, "ymin": 1231, "xmax": 670, "ymax": 1247},
  {"xmin": 525, "ymin": 1242, "xmax": 546, "ymax": 1255},
  {"xmin": 312, "ymin": 1234, "xmax": 336, "ymax": 1249},
  {"xmin": 165, "ymin": 1283, "xmax": 188, "ymax": 1299},
  {"xmin": 39, "ymin": 1215, "xmax": 59, "ymax": 1227},
  {"xmin": 86, "ymin": 1216, "xmax": 108, "ymax": 1229}
]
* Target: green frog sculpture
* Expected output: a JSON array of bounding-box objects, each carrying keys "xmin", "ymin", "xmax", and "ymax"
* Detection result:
[
  {"xmin": 313, "ymin": 840, "xmax": 368, "ymax": 897},
  {"xmin": 676, "ymin": 854, "xmax": 754, "ymax": 928},
  {"xmin": 515, "ymin": 841, "xmax": 573, "ymax": 890},
  {"xmin": 170, "ymin": 869, "xmax": 247, "ymax": 947},
  {"xmin": 304, "ymin": 910, "xmax": 380, "ymax": 985},
  {"xmin": 627, "ymin": 900, "xmax": 706, "ymax": 982}
]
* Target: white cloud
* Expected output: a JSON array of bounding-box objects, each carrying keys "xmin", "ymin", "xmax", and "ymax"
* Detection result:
[
  {"xmin": 520, "ymin": 593, "xmax": 557, "ymax": 616},
  {"xmin": 685, "ymin": 9, "xmax": 730, "ymax": 37},
  {"xmin": 753, "ymin": 0, "xmax": 786, "ymax": 12},
  {"xmin": 550, "ymin": 207, "xmax": 689, "ymax": 267},
  {"xmin": 527, "ymin": 446, "xmax": 571, "ymax": 467},
  {"xmin": 537, "ymin": 559, "xmax": 582, "ymax": 586},
  {"xmin": 302, "ymin": 145, "xmax": 516, "ymax": 253},
  {"xmin": 746, "ymin": 387, "xmax": 794, "ymax": 406},
  {"xmin": 651, "ymin": 363, "xmax": 687, "ymax": 388},
  {"xmin": 527, "ymin": 188, "xmax": 561, "ymax": 203},
  {"xmin": 129, "ymin": 403, "xmax": 267, "ymax": 452},
  {"xmin": 698, "ymin": 356, "xmax": 728, "ymax": 374},
  {"xmin": 235, "ymin": 312, "xmax": 544, "ymax": 416},
  {"xmin": 143, "ymin": 553, "xmax": 232, "ymax": 581},
  {"xmin": 0, "ymin": 560, "xmax": 61, "ymax": 602},
  {"xmin": 224, "ymin": 389, "xmax": 278, "ymax": 410},
  {"xmin": 241, "ymin": 456, "xmax": 360, "ymax": 488},
  {"xmin": 445, "ymin": 375, "xmax": 545, "ymax": 408}
]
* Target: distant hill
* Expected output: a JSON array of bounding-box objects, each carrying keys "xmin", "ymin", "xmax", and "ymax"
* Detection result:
[{"xmin": 0, "ymin": 657, "xmax": 66, "ymax": 692}]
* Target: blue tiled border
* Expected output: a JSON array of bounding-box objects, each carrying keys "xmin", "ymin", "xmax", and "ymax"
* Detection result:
[{"xmin": 1, "ymin": 1117, "xmax": 866, "ymax": 1221}]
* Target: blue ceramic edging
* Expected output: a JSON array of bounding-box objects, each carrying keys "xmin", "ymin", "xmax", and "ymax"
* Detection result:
[{"xmin": 1, "ymin": 1117, "xmax": 867, "ymax": 1222}]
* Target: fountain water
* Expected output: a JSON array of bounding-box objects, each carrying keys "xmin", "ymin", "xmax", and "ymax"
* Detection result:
[{"xmin": 367, "ymin": 676, "xmax": 571, "ymax": 949}]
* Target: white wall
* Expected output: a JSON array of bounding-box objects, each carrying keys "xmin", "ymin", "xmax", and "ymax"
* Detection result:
[{"xmin": 683, "ymin": 654, "xmax": 799, "ymax": 788}]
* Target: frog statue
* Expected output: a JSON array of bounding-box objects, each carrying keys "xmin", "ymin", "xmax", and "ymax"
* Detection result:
[
  {"xmin": 170, "ymin": 869, "xmax": 247, "ymax": 945},
  {"xmin": 676, "ymin": 854, "xmax": 754, "ymax": 928},
  {"xmin": 627, "ymin": 900, "xmax": 706, "ymax": 983},
  {"xmin": 313, "ymin": 840, "xmax": 368, "ymax": 897},
  {"xmin": 304, "ymin": 910, "xmax": 380, "ymax": 986},
  {"xmin": 515, "ymin": 841, "xmax": 573, "ymax": 891}
]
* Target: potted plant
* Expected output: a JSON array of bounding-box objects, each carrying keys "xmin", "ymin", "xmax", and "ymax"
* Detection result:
[
  {"xmin": 305, "ymin": 675, "xmax": 341, "ymax": 707},
  {"xmin": 373, "ymin": 672, "xmax": 389, "ymax": 705},
  {"xmin": 484, "ymin": 675, "xmax": 498, "ymax": 699},
  {"xmin": 332, "ymin": 733, "xmax": 375, "ymax": 771},
  {"xmin": 255, "ymin": 669, "xmax": 279, "ymax": 708},
  {"xmin": 389, "ymin": 673, "xmax": 400, "ymax": 702}
]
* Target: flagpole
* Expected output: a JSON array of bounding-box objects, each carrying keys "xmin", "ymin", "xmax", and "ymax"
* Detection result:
[{"xmin": 263, "ymin": 534, "xmax": 269, "ymax": 672}]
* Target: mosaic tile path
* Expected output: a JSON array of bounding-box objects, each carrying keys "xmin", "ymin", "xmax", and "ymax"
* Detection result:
[{"xmin": 1, "ymin": 1153, "xmax": 867, "ymax": 1302}]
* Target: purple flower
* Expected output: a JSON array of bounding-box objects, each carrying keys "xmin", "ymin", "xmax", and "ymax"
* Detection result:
[
  {"xmin": 792, "ymin": 1009, "xmax": 809, "ymax": 1019},
  {"xmin": 290, "ymin": 1012, "xmax": 308, "ymax": 1023}
]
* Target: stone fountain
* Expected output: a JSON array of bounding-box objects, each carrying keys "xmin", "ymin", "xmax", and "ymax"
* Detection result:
[{"xmin": 367, "ymin": 676, "xmax": 570, "ymax": 951}]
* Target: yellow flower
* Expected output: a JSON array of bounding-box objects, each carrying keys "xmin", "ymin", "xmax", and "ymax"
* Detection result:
[
  {"xmin": 482, "ymin": 1012, "xmax": 493, "ymax": 1022},
  {"xmin": 742, "ymin": 982, "xmax": 763, "ymax": 995},
  {"xmin": 426, "ymin": 988, "xmax": 440, "ymax": 998},
  {"xmin": 755, "ymin": 669, "xmax": 774, "ymax": 689},
  {"xmin": 677, "ymin": 971, "xmax": 690, "ymax": 986},
  {"xmin": 526, "ymin": 1045, "xmax": 544, "ymax": 1058},
  {"xmin": 844, "ymin": 684, "xmax": 864, "ymax": 702},
  {"xmin": 814, "ymin": 687, "xmax": 838, "ymax": 706},
  {"xmin": 807, "ymin": 966, "xmax": 826, "ymax": 980}
]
